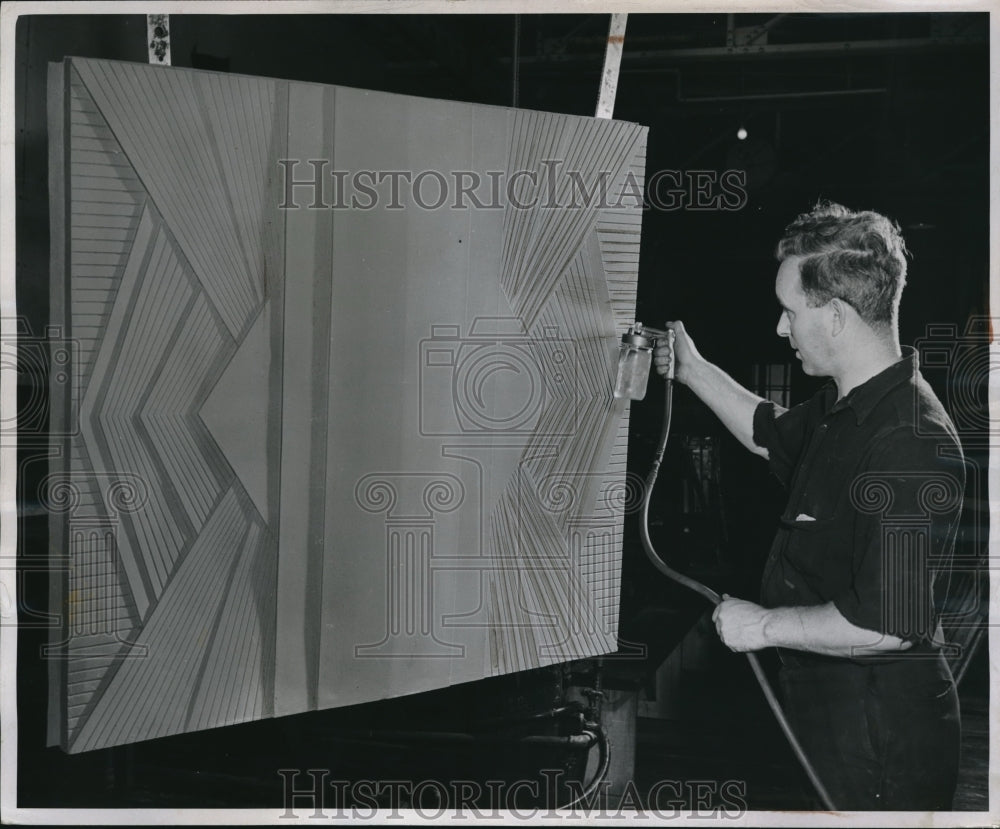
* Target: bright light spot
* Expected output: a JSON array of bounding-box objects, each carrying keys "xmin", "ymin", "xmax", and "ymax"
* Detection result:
[{"xmin": 736, "ymin": 126, "xmax": 748, "ymax": 141}]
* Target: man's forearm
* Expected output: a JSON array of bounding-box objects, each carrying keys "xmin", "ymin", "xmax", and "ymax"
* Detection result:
[
  {"xmin": 764, "ymin": 602, "xmax": 913, "ymax": 657},
  {"xmin": 714, "ymin": 598, "xmax": 914, "ymax": 657},
  {"xmin": 685, "ymin": 359, "xmax": 773, "ymax": 457}
]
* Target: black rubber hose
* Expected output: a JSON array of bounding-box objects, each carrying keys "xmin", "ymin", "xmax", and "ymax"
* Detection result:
[
  {"xmin": 639, "ymin": 379, "xmax": 837, "ymax": 812},
  {"xmin": 561, "ymin": 726, "xmax": 611, "ymax": 810}
]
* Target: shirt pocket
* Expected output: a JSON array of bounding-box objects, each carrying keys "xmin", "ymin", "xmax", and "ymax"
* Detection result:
[{"xmin": 778, "ymin": 512, "xmax": 850, "ymax": 597}]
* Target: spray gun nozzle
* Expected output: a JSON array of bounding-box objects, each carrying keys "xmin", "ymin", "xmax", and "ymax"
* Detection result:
[{"xmin": 621, "ymin": 322, "xmax": 665, "ymax": 348}]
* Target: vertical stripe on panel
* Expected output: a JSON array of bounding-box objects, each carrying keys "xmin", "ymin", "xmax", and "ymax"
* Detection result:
[{"xmin": 274, "ymin": 81, "xmax": 331, "ymax": 717}]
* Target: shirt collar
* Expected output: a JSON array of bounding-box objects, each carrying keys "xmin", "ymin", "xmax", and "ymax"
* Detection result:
[{"xmin": 829, "ymin": 346, "xmax": 918, "ymax": 425}]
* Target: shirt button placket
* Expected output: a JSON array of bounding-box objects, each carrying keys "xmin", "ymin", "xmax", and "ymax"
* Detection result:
[{"xmin": 795, "ymin": 420, "xmax": 830, "ymax": 514}]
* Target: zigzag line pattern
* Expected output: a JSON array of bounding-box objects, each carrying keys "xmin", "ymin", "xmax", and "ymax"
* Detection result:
[
  {"xmin": 61, "ymin": 69, "xmax": 147, "ymax": 740},
  {"xmin": 593, "ymin": 132, "xmax": 647, "ymax": 635},
  {"xmin": 487, "ymin": 111, "xmax": 647, "ymax": 673},
  {"xmin": 71, "ymin": 489, "xmax": 254, "ymax": 751},
  {"xmin": 487, "ymin": 466, "xmax": 615, "ymax": 675},
  {"xmin": 54, "ymin": 57, "xmax": 644, "ymax": 748},
  {"xmin": 59, "ymin": 59, "xmax": 283, "ymax": 752},
  {"xmin": 499, "ymin": 111, "xmax": 645, "ymax": 331},
  {"xmin": 72, "ymin": 59, "xmax": 276, "ymax": 339}
]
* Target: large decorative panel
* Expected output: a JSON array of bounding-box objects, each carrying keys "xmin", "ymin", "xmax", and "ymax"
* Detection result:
[{"xmin": 47, "ymin": 57, "xmax": 647, "ymax": 751}]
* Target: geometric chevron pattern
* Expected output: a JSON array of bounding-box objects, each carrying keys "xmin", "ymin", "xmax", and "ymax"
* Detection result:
[
  {"xmin": 49, "ymin": 57, "xmax": 646, "ymax": 751},
  {"xmin": 486, "ymin": 112, "xmax": 646, "ymax": 674},
  {"xmin": 51, "ymin": 61, "xmax": 280, "ymax": 752}
]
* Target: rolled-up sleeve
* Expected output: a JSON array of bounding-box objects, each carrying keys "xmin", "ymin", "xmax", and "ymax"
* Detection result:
[
  {"xmin": 832, "ymin": 427, "xmax": 965, "ymax": 644},
  {"xmin": 753, "ymin": 399, "xmax": 813, "ymax": 488}
]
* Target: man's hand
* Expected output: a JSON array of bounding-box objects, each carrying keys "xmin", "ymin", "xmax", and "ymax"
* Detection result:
[
  {"xmin": 712, "ymin": 596, "xmax": 770, "ymax": 652},
  {"xmin": 653, "ymin": 321, "xmax": 703, "ymax": 385}
]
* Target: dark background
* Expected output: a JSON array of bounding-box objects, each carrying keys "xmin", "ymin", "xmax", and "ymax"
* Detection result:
[{"xmin": 13, "ymin": 11, "xmax": 991, "ymax": 813}]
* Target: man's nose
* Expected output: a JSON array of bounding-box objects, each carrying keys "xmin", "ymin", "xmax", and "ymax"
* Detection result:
[{"xmin": 776, "ymin": 311, "xmax": 790, "ymax": 338}]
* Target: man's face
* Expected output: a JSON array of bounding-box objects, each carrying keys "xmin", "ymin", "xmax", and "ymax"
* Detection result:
[{"xmin": 774, "ymin": 256, "xmax": 835, "ymax": 377}]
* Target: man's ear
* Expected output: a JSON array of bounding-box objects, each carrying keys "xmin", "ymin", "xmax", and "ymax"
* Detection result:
[{"xmin": 829, "ymin": 298, "xmax": 849, "ymax": 337}]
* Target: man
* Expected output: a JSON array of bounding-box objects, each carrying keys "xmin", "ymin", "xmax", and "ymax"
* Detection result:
[{"xmin": 654, "ymin": 201, "xmax": 964, "ymax": 810}]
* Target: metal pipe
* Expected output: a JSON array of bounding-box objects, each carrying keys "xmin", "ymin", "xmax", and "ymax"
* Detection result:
[
  {"xmin": 595, "ymin": 13, "xmax": 628, "ymax": 119},
  {"xmin": 501, "ymin": 36, "xmax": 983, "ymax": 65},
  {"xmin": 673, "ymin": 87, "xmax": 886, "ymax": 104},
  {"xmin": 511, "ymin": 14, "xmax": 520, "ymax": 107},
  {"xmin": 637, "ymin": 67, "xmax": 886, "ymax": 105},
  {"xmin": 341, "ymin": 729, "xmax": 598, "ymax": 748}
]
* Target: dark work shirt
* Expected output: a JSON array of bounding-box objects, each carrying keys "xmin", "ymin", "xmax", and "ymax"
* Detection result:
[{"xmin": 753, "ymin": 347, "xmax": 964, "ymax": 652}]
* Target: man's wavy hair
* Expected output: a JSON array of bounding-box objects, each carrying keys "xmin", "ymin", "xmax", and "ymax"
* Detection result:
[{"xmin": 775, "ymin": 201, "xmax": 909, "ymax": 331}]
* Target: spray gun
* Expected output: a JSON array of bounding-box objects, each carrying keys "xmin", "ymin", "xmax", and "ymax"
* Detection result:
[
  {"xmin": 620, "ymin": 319, "xmax": 837, "ymax": 811},
  {"xmin": 614, "ymin": 323, "xmax": 674, "ymax": 401}
]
